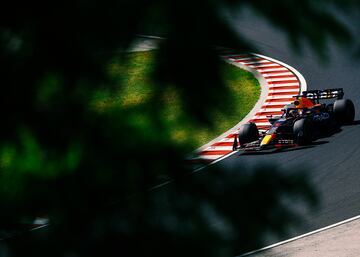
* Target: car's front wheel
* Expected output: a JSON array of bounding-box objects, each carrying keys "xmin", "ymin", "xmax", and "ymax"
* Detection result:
[
  {"xmin": 293, "ymin": 118, "xmax": 313, "ymax": 146},
  {"xmin": 238, "ymin": 123, "xmax": 259, "ymax": 146}
]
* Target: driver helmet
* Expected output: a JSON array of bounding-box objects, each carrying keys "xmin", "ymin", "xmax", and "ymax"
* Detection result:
[
  {"xmin": 288, "ymin": 109, "xmax": 299, "ymax": 117},
  {"xmin": 281, "ymin": 104, "xmax": 296, "ymax": 116}
]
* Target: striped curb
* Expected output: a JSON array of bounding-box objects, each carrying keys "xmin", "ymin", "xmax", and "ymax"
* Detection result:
[{"xmin": 189, "ymin": 52, "xmax": 307, "ymax": 168}]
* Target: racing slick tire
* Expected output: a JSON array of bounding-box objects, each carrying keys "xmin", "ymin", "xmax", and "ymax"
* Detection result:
[
  {"xmin": 238, "ymin": 123, "xmax": 259, "ymax": 146},
  {"xmin": 333, "ymin": 99, "xmax": 355, "ymax": 125},
  {"xmin": 293, "ymin": 118, "xmax": 313, "ymax": 146}
]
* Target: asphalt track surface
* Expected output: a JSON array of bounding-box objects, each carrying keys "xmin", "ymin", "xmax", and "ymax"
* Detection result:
[{"xmin": 216, "ymin": 9, "xmax": 360, "ymax": 251}]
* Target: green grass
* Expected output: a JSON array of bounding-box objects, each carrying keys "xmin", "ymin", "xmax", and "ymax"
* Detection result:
[{"xmin": 92, "ymin": 51, "xmax": 260, "ymax": 148}]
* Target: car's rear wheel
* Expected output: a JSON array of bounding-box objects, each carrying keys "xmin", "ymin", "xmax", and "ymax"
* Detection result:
[
  {"xmin": 333, "ymin": 99, "xmax": 355, "ymax": 125},
  {"xmin": 293, "ymin": 118, "xmax": 313, "ymax": 146},
  {"xmin": 238, "ymin": 123, "xmax": 259, "ymax": 146}
]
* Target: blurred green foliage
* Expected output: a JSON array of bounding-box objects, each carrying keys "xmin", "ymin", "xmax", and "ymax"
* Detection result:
[
  {"xmin": 92, "ymin": 51, "xmax": 259, "ymax": 147},
  {"xmin": 0, "ymin": 0, "xmax": 358, "ymax": 256}
]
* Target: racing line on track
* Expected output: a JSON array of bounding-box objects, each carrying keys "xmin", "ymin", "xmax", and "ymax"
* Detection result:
[{"xmin": 189, "ymin": 52, "xmax": 307, "ymax": 168}]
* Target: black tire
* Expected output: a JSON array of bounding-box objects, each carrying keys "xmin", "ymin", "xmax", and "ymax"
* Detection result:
[
  {"xmin": 238, "ymin": 123, "xmax": 259, "ymax": 145},
  {"xmin": 333, "ymin": 99, "xmax": 355, "ymax": 125},
  {"xmin": 293, "ymin": 118, "xmax": 313, "ymax": 146}
]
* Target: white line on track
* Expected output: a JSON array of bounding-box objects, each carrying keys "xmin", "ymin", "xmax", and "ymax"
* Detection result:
[
  {"xmin": 193, "ymin": 154, "xmax": 225, "ymax": 159},
  {"xmin": 203, "ymin": 146, "xmax": 233, "ymax": 151},
  {"xmin": 254, "ymin": 53, "xmax": 307, "ymax": 93},
  {"xmin": 29, "ymin": 224, "xmax": 49, "ymax": 232},
  {"xmin": 192, "ymin": 150, "xmax": 239, "ymax": 173},
  {"xmin": 237, "ymin": 214, "xmax": 360, "ymax": 257}
]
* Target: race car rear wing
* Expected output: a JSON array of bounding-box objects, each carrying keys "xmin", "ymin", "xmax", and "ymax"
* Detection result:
[{"xmin": 295, "ymin": 88, "xmax": 344, "ymax": 102}]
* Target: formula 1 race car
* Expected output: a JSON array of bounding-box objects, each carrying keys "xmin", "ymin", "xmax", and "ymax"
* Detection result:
[{"xmin": 235, "ymin": 88, "xmax": 355, "ymax": 151}]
